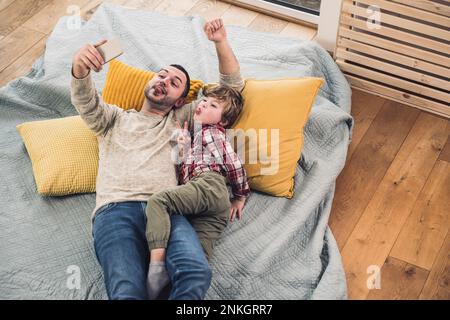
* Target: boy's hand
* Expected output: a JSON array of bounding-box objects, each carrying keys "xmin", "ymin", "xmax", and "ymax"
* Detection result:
[
  {"xmin": 230, "ymin": 197, "xmax": 245, "ymax": 222},
  {"xmin": 72, "ymin": 39, "xmax": 107, "ymax": 78},
  {"xmin": 175, "ymin": 121, "xmax": 191, "ymax": 146},
  {"xmin": 204, "ymin": 19, "xmax": 227, "ymax": 43},
  {"xmin": 175, "ymin": 121, "xmax": 191, "ymax": 159}
]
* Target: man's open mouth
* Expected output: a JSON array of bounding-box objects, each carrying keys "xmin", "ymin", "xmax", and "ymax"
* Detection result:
[{"xmin": 153, "ymin": 86, "xmax": 166, "ymax": 96}]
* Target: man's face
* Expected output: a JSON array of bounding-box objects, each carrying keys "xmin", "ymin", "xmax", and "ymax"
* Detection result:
[{"xmin": 144, "ymin": 66, "xmax": 187, "ymax": 109}]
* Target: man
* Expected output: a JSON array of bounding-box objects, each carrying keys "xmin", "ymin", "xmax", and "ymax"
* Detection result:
[{"xmin": 70, "ymin": 18, "xmax": 244, "ymax": 299}]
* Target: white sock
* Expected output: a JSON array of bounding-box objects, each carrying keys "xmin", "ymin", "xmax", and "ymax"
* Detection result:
[{"xmin": 146, "ymin": 261, "xmax": 170, "ymax": 300}]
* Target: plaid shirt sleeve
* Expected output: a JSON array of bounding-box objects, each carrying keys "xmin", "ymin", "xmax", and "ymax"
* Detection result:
[{"xmin": 204, "ymin": 127, "xmax": 251, "ymax": 198}]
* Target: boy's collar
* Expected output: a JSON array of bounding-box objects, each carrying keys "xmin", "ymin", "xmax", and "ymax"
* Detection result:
[
  {"xmin": 202, "ymin": 123, "xmax": 225, "ymax": 132},
  {"xmin": 194, "ymin": 121, "xmax": 225, "ymax": 132}
]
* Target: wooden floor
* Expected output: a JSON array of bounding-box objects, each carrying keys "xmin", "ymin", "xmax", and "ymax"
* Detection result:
[{"xmin": 1, "ymin": 0, "xmax": 448, "ymax": 300}]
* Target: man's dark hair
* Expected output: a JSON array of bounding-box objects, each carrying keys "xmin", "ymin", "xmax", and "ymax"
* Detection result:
[{"xmin": 170, "ymin": 64, "xmax": 191, "ymax": 99}]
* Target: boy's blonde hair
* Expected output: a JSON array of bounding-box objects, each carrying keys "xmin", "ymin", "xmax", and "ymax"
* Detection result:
[{"xmin": 203, "ymin": 84, "xmax": 244, "ymax": 128}]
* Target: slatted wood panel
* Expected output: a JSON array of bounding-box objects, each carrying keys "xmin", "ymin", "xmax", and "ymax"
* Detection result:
[{"xmin": 335, "ymin": 0, "xmax": 450, "ymax": 118}]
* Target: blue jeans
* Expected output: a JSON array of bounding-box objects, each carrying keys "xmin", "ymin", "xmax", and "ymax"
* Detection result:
[{"xmin": 92, "ymin": 201, "xmax": 211, "ymax": 300}]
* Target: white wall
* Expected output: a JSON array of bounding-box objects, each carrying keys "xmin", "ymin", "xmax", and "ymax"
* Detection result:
[{"xmin": 315, "ymin": 0, "xmax": 344, "ymax": 53}]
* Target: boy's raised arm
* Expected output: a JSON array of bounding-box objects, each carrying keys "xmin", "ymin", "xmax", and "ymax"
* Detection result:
[{"xmin": 204, "ymin": 19, "xmax": 245, "ymax": 92}]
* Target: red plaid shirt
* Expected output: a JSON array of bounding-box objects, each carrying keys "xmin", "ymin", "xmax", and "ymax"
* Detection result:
[{"xmin": 179, "ymin": 124, "xmax": 250, "ymax": 198}]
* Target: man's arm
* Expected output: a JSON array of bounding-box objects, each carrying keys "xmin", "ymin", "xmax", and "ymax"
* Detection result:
[
  {"xmin": 204, "ymin": 19, "xmax": 245, "ymax": 91},
  {"xmin": 71, "ymin": 40, "xmax": 121, "ymax": 136}
]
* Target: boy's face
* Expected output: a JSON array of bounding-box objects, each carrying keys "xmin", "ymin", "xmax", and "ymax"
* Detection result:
[{"xmin": 194, "ymin": 96, "xmax": 228, "ymax": 126}]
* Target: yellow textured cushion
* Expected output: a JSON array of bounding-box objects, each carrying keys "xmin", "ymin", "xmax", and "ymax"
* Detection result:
[
  {"xmin": 102, "ymin": 59, "xmax": 204, "ymax": 110},
  {"xmin": 16, "ymin": 116, "xmax": 98, "ymax": 195},
  {"xmin": 232, "ymin": 77, "xmax": 324, "ymax": 198}
]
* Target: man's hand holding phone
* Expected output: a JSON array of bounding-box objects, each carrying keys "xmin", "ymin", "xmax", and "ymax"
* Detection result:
[
  {"xmin": 72, "ymin": 39, "xmax": 123, "ymax": 79},
  {"xmin": 72, "ymin": 39, "xmax": 106, "ymax": 79}
]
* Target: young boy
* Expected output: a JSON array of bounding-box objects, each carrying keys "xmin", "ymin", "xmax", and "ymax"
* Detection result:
[{"xmin": 145, "ymin": 84, "xmax": 250, "ymax": 299}]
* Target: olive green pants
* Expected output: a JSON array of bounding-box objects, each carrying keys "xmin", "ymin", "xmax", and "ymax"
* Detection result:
[{"xmin": 146, "ymin": 171, "xmax": 230, "ymax": 260}]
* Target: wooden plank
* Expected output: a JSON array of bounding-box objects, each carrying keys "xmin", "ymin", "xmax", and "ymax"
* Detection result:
[
  {"xmin": 279, "ymin": 22, "xmax": 316, "ymax": 40},
  {"xmin": 82, "ymin": 0, "xmax": 131, "ymax": 21},
  {"xmin": 340, "ymin": 15, "xmax": 448, "ymax": 54},
  {"xmin": 336, "ymin": 48, "xmax": 450, "ymax": 94},
  {"xmin": 338, "ymin": 38, "xmax": 450, "ymax": 78},
  {"xmin": 153, "ymin": 0, "xmax": 200, "ymax": 16},
  {"xmin": 338, "ymin": 27, "xmax": 450, "ymax": 68},
  {"xmin": 341, "ymin": 111, "xmax": 449, "ymax": 299},
  {"xmin": 419, "ymin": 231, "xmax": 450, "ymax": 299},
  {"xmin": 438, "ymin": 135, "xmax": 450, "ymax": 162},
  {"xmin": 0, "ymin": 0, "xmax": 12, "ymax": 40},
  {"xmin": 343, "ymin": 1, "xmax": 450, "ymax": 40},
  {"xmin": 22, "ymin": 0, "xmax": 90, "ymax": 35},
  {"xmin": 337, "ymin": 61, "xmax": 450, "ymax": 106},
  {"xmin": 186, "ymin": 0, "xmax": 231, "ymax": 21},
  {"xmin": 344, "ymin": 74, "xmax": 450, "ymax": 119},
  {"xmin": 0, "ymin": 26, "xmax": 46, "ymax": 72},
  {"xmin": 80, "ymin": 0, "xmax": 102, "ymax": 20},
  {"xmin": 0, "ymin": 0, "xmax": 15, "ymax": 11},
  {"xmin": 247, "ymin": 13, "xmax": 288, "ymax": 34},
  {"xmin": 220, "ymin": 4, "xmax": 258, "ymax": 27},
  {"xmin": 357, "ymin": 0, "xmax": 450, "ymax": 28},
  {"xmin": 0, "ymin": 35, "xmax": 48, "ymax": 86},
  {"xmin": 390, "ymin": 160, "xmax": 450, "ymax": 270},
  {"xmin": 346, "ymin": 88, "xmax": 385, "ymax": 164},
  {"xmin": 330, "ymin": 101, "xmax": 420, "ymax": 249},
  {"xmin": 390, "ymin": 0, "xmax": 450, "ymax": 17},
  {"xmin": 0, "ymin": 0, "xmax": 51, "ymax": 37},
  {"xmin": 366, "ymin": 257, "xmax": 429, "ymax": 300}
]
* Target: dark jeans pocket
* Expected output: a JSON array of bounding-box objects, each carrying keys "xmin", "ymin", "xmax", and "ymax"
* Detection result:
[
  {"xmin": 93, "ymin": 202, "xmax": 118, "ymax": 220},
  {"xmin": 92, "ymin": 202, "xmax": 118, "ymax": 239}
]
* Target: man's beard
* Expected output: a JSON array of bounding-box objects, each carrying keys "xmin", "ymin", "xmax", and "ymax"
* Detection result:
[{"xmin": 143, "ymin": 84, "xmax": 179, "ymax": 114}]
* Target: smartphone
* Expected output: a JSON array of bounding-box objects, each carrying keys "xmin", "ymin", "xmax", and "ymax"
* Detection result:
[{"xmin": 97, "ymin": 38, "xmax": 123, "ymax": 64}]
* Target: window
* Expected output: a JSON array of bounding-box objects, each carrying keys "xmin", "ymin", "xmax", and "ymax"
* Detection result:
[
  {"xmin": 231, "ymin": 0, "xmax": 321, "ymax": 24},
  {"xmin": 263, "ymin": 0, "xmax": 321, "ymax": 15},
  {"xmin": 230, "ymin": 0, "xmax": 343, "ymax": 52}
]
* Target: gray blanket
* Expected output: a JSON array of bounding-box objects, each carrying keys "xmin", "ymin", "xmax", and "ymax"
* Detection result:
[{"xmin": 0, "ymin": 3, "xmax": 353, "ymax": 299}]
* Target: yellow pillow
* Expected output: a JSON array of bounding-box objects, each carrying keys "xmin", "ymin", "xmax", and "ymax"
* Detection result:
[
  {"xmin": 102, "ymin": 59, "xmax": 204, "ymax": 110},
  {"xmin": 232, "ymin": 77, "xmax": 324, "ymax": 198},
  {"xmin": 16, "ymin": 116, "xmax": 98, "ymax": 195},
  {"xmin": 17, "ymin": 73, "xmax": 322, "ymax": 197}
]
